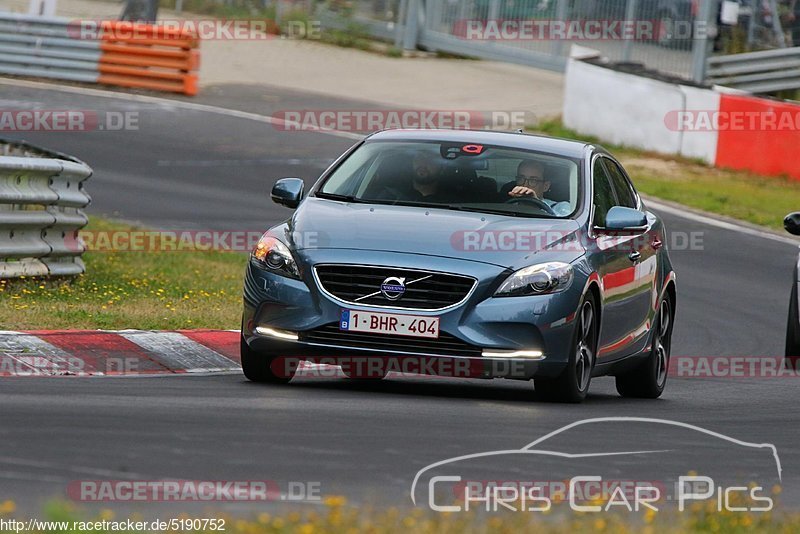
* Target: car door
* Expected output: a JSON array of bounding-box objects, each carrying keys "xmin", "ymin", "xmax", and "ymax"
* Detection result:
[
  {"xmin": 600, "ymin": 156, "xmax": 656, "ymax": 358},
  {"xmin": 587, "ymin": 155, "xmax": 647, "ymax": 362}
]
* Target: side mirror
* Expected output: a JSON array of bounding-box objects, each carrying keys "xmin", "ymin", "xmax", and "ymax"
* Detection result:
[
  {"xmin": 602, "ymin": 206, "xmax": 648, "ymax": 233},
  {"xmin": 785, "ymin": 212, "xmax": 800, "ymax": 236},
  {"xmin": 271, "ymin": 178, "xmax": 304, "ymax": 209}
]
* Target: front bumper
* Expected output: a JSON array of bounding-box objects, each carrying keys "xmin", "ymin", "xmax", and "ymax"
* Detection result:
[{"xmin": 242, "ymin": 250, "xmax": 586, "ymax": 380}]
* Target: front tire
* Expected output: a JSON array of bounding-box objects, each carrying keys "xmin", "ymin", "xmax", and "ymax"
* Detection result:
[
  {"xmin": 534, "ymin": 294, "xmax": 598, "ymax": 403},
  {"xmin": 240, "ymin": 336, "xmax": 294, "ymax": 383},
  {"xmin": 616, "ymin": 296, "xmax": 673, "ymax": 399}
]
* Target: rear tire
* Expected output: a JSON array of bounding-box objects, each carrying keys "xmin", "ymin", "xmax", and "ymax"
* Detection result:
[
  {"xmin": 240, "ymin": 336, "xmax": 294, "ymax": 384},
  {"xmin": 534, "ymin": 294, "xmax": 598, "ymax": 403},
  {"xmin": 616, "ymin": 296, "xmax": 673, "ymax": 399},
  {"xmin": 785, "ymin": 281, "xmax": 800, "ymax": 369}
]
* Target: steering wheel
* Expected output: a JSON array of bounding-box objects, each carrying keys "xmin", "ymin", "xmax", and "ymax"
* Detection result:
[{"xmin": 505, "ymin": 196, "xmax": 556, "ymax": 216}]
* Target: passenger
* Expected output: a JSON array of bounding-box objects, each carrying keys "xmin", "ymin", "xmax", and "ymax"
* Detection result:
[{"xmin": 409, "ymin": 151, "xmax": 448, "ymax": 203}]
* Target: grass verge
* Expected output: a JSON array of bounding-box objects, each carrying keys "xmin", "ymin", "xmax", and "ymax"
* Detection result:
[
  {"xmin": 533, "ymin": 119, "xmax": 800, "ymax": 231},
  {"xmin": 0, "ymin": 218, "xmax": 245, "ymax": 330},
  {"xmin": 0, "ymin": 493, "xmax": 792, "ymax": 533}
]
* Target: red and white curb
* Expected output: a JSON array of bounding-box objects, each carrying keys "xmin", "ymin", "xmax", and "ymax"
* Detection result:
[{"xmin": 0, "ymin": 330, "xmax": 243, "ymax": 376}]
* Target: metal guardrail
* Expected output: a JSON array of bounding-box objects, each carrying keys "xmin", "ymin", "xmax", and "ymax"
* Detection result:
[
  {"xmin": 707, "ymin": 47, "xmax": 800, "ymax": 93},
  {"xmin": 0, "ymin": 13, "xmax": 101, "ymax": 84},
  {"xmin": 0, "ymin": 13, "xmax": 199, "ymax": 95},
  {"xmin": 0, "ymin": 139, "xmax": 92, "ymax": 279}
]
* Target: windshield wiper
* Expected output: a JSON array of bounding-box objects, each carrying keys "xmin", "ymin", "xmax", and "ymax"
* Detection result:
[
  {"xmin": 315, "ymin": 192, "xmax": 364, "ymax": 203},
  {"xmin": 316, "ymin": 195, "xmax": 557, "ymax": 218},
  {"xmin": 447, "ymin": 206, "xmax": 557, "ymax": 219}
]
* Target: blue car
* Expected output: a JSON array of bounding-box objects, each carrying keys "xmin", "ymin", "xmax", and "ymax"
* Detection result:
[{"xmin": 241, "ymin": 129, "xmax": 676, "ymax": 402}]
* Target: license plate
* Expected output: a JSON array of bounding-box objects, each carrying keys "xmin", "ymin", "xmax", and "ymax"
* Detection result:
[{"xmin": 340, "ymin": 309, "xmax": 439, "ymax": 339}]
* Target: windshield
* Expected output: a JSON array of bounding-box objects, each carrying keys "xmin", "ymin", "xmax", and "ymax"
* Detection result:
[{"xmin": 317, "ymin": 141, "xmax": 581, "ymax": 218}]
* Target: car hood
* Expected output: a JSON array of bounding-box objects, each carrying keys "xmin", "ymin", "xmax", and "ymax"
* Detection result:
[{"xmin": 277, "ymin": 198, "xmax": 585, "ymax": 269}]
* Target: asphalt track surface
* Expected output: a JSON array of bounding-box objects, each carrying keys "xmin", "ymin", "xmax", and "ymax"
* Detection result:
[{"xmin": 1, "ymin": 80, "xmax": 799, "ymax": 516}]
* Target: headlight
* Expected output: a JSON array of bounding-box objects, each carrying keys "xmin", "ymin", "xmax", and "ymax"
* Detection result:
[
  {"xmin": 494, "ymin": 262, "xmax": 573, "ymax": 297},
  {"xmin": 251, "ymin": 234, "xmax": 300, "ymax": 279}
]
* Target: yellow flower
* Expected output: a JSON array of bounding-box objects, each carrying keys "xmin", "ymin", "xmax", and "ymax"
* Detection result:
[
  {"xmin": 298, "ymin": 524, "xmax": 315, "ymax": 534},
  {"xmin": 594, "ymin": 518, "xmax": 606, "ymax": 531},
  {"xmin": 0, "ymin": 500, "xmax": 15, "ymax": 515},
  {"xmin": 324, "ymin": 495, "xmax": 347, "ymax": 507},
  {"xmin": 99, "ymin": 509, "xmax": 114, "ymax": 521}
]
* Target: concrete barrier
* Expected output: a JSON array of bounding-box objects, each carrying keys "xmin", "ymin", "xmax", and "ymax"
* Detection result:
[{"xmin": 563, "ymin": 58, "xmax": 719, "ymax": 164}]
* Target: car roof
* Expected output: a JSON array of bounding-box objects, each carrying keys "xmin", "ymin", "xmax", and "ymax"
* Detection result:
[{"xmin": 365, "ymin": 129, "xmax": 592, "ymax": 159}]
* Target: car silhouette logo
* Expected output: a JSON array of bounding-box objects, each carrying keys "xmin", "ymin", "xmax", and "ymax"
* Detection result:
[{"xmin": 380, "ymin": 277, "xmax": 406, "ymax": 300}]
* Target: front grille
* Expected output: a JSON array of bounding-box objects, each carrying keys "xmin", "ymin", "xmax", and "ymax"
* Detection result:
[
  {"xmin": 314, "ymin": 264, "xmax": 476, "ymax": 310},
  {"xmin": 300, "ymin": 324, "xmax": 483, "ymax": 357}
]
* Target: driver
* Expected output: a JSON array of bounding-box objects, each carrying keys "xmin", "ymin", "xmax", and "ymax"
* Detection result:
[
  {"xmin": 501, "ymin": 160, "xmax": 552, "ymax": 203},
  {"xmin": 499, "ymin": 160, "xmax": 573, "ymax": 216}
]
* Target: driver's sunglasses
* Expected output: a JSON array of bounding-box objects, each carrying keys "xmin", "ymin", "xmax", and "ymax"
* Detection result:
[{"xmin": 516, "ymin": 174, "xmax": 546, "ymax": 186}]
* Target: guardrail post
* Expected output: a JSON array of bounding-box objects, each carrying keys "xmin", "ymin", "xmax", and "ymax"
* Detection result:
[
  {"xmin": 550, "ymin": 0, "xmax": 569, "ymax": 57},
  {"xmin": 402, "ymin": 0, "xmax": 421, "ymax": 51},
  {"xmin": 394, "ymin": 0, "xmax": 408, "ymax": 48},
  {"xmin": 691, "ymin": 0, "xmax": 716, "ymax": 84},
  {"xmin": 621, "ymin": 0, "xmax": 638, "ymax": 62},
  {"xmin": 426, "ymin": 0, "xmax": 443, "ymax": 33}
]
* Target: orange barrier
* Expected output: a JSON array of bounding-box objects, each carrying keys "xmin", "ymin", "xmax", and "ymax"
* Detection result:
[{"xmin": 96, "ymin": 21, "xmax": 199, "ymax": 96}]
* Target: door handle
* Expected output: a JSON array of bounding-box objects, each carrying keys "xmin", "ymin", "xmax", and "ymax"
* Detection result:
[{"xmin": 628, "ymin": 250, "xmax": 641, "ymax": 263}]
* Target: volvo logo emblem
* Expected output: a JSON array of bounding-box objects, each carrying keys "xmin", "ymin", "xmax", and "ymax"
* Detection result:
[{"xmin": 380, "ymin": 277, "xmax": 406, "ymax": 300}]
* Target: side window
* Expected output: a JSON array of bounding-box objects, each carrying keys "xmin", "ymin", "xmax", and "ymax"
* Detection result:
[
  {"xmin": 602, "ymin": 158, "xmax": 638, "ymax": 209},
  {"xmin": 592, "ymin": 158, "xmax": 616, "ymax": 228}
]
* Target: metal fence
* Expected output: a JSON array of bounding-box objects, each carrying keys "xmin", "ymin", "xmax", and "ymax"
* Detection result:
[
  {"xmin": 318, "ymin": 0, "xmax": 790, "ymax": 85},
  {"xmin": 0, "ymin": 140, "xmax": 92, "ymax": 279}
]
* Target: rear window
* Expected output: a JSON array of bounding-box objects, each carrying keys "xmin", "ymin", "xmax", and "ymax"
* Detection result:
[{"xmin": 317, "ymin": 141, "xmax": 581, "ymax": 219}]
